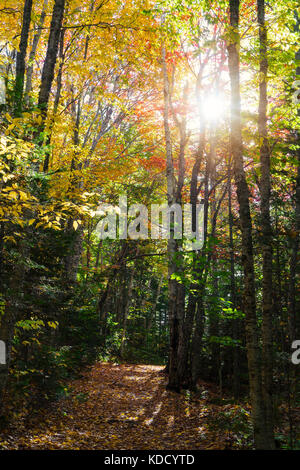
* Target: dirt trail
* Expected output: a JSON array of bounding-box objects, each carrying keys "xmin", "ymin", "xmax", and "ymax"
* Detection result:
[{"xmin": 1, "ymin": 363, "xmax": 225, "ymax": 450}]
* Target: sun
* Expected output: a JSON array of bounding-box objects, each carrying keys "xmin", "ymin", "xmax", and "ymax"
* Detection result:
[
  {"xmin": 202, "ymin": 94, "xmax": 227, "ymax": 123},
  {"xmin": 187, "ymin": 92, "xmax": 227, "ymax": 133}
]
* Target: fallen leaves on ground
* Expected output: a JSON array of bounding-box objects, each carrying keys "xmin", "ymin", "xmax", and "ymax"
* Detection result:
[{"xmin": 0, "ymin": 362, "xmax": 250, "ymax": 450}]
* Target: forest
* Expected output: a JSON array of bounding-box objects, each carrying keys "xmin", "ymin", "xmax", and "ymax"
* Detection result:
[{"xmin": 0, "ymin": 0, "xmax": 299, "ymax": 452}]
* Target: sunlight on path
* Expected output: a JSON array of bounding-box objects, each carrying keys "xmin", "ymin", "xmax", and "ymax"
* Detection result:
[{"xmin": 1, "ymin": 363, "xmax": 224, "ymax": 450}]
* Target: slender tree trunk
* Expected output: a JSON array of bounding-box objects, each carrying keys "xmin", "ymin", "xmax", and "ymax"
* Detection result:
[
  {"xmin": 38, "ymin": 0, "xmax": 65, "ymax": 171},
  {"xmin": 228, "ymin": 166, "xmax": 240, "ymax": 399},
  {"xmin": 189, "ymin": 155, "xmax": 210, "ymax": 387},
  {"xmin": 95, "ymin": 239, "xmax": 103, "ymax": 270},
  {"xmin": 286, "ymin": 14, "xmax": 300, "ymax": 420},
  {"xmin": 288, "ymin": 13, "xmax": 300, "ymax": 344},
  {"xmin": 64, "ymin": 97, "xmax": 84, "ymax": 282},
  {"xmin": 151, "ymin": 276, "xmax": 163, "ymax": 344},
  {"xmin": 208, "ymin": 127, "xmax": 221, "ymax": 383},
  {"xmin": 288, "ymin": 140, "xmax": 300, "ymax": 344},
  {"xmin": 14, "ymin": 0, "xmax": 33, "ymax": 115},
  {"xmin": 227, "ymin": 0, "xmax": 269, "ymax": 449},
  {"xmin": 120, "ymin": 263, "xmax": 136, "ymax": 358},
  {"xmin": 64, "ymin": 220, "xmax": 84, "ymax": 283},
  {"xmin": 162, "ymin": 38, "xmax": 182, "ymax": 392},
  {"xmin": 190, "ymin": 286, "xmax": 206, "ymax": 385},
  {"xmin": 24, "ymin": 0, "xmax": 48, "ymax": 105},
  {"xmin": 176, "ymin": 115, "xmax": 206, "ymax": 388},
  {"xmin": 257, "ymin": 0, "xmax": 275, "ymax": 447},
  {"xmin": 96, "ymin": 242, "xmax": 128, "ymax": 328},
  {"xmin": 167, "ymin": 82, "xmax": 188, "ymax": 389}
]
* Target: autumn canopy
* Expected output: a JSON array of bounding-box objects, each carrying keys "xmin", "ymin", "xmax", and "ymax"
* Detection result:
[{"xmin": 0, "ymin": 0, "xmax": 299, "ymax": 451}]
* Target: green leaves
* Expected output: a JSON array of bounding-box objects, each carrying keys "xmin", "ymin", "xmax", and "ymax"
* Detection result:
[{"xmin": 209, "ymin": 335, "xmax": 242, "ymax": 348}]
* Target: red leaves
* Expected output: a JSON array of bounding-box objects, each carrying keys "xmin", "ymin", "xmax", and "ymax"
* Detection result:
[{"xmin": 141, "ymin": 155, "xmax": 166, "ymax": 172}]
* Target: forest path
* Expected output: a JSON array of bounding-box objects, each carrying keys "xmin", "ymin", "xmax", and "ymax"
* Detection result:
[{"xmin": 4, "ymin": 363, "xmax": 228, "ymax": 450}]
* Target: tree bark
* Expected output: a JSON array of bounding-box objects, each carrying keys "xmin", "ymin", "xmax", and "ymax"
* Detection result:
[
  {"xmin": 14, "ymin": 0, "xmax": 33, "ymax": 115},
  {"xmin": 227, "ymin": 0, "xmax": 268, "ymax": 449},
  {"xmin": 288, "ymin": 13, "xmax": 300, "ymax": 344},
  {"xmin": 38, "ymin": 0, "xmax": 65, "ymax": 171},
  {"xmin": 24, "ymin": 0, "xmax": 48, "ymax": 105},
  {"xmin": 162, "ymin": 37, "xmax": 184, "ymax": 392},
  {"xmin": 257, "ymin": 0, "xmax": 275, "ymax": 448},
  {"xmin": 120, "ymin": 262, "xmax": 136, "ymax": 358},
  {"xmin": 228, "ymin": 166, "xmax": 240, "ymax": 399}
]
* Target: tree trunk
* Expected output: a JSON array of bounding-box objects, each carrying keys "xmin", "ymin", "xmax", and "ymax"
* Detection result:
[
  {"xmin": 63, "ymin": 97, "xmax": 83, "ymax": 282},
  {"xmin": 176, "ymin": 103, "xmax": 206, "ymax": 389},
  {"xmin": 288, "ymin": 13, "xmax": 300, "ymax": 344},
  {"xmin": 208, "ymin": 127, "xmax": 221, "ymax": 383},
  {"xmin": 162, "ymin": 38, "xmax": 182, "ymax": 392},
  {"xmin": 120, "ymin": 263, "xmax": 135, "ymax": 358},
  {"xmin": 14, "ymin": 0, "xmax": 33, "ymax": 115},
  {"xmin": 257, "ymin": 0, "xmax": 275, "ymax": 448},
  {"xmin": 38, "ymin": 0, "xmax": 65, "ymax": 171},
  {"xmin": 227, "ymin": 0, "xmax": 268, "ymax": 449},
  {"xmin": 24, "ymin": 0, "xmax": 48, "ymax": 105},
  {"xmin": 228, "ymin": 166, "xmax": 240, "ymax": 399}
]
